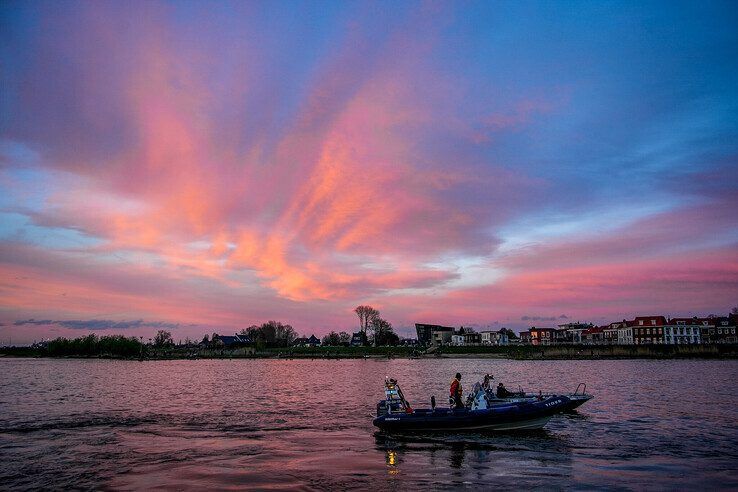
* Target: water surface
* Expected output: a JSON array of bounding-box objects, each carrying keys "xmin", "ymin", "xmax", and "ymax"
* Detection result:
[{"xmin": 1, "ymin": 358, "xmax": 737, "ymax": 490}]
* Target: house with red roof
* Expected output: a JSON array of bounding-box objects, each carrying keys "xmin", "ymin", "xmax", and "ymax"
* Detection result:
[
  {"xmin": 582, "ymin": 326, "xmax": 606, "ymax": 345},
  {"xmin": 528, "ymin": 327, "xmax": 557, "ymax": 346},
  {"xmin": 631, "ymin": 316, "xmax": 667, "ymax": 344}
]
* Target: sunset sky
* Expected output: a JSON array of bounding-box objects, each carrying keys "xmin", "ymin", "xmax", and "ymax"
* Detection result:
[{"xmin": 1, "ymin": 1, "xmax": 737, "ymax": 343}]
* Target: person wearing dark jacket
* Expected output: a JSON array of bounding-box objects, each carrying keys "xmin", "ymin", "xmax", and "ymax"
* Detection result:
[
  {"xmin": 449, "ymin": 373, "xmax": 463, "ymax": 409},
  {"xmin": 496, "ymin": 382, "xmax": 512, "ymax": 398}
]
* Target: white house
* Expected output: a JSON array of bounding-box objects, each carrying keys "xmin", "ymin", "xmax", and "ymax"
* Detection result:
[
  {"xmin": 480, "ymin": 329, "xmax": 509, "ymax": 346},
  {"xmin": 664, "ymin": 318, "xmax": 703, "ymax": 344},
  {"xmin": 616, "ymin": 322, "xmax": 634, "ymax": 345}
]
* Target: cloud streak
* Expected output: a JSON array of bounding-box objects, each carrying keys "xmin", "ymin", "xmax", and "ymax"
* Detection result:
[{"xmin": 14, "ymin": 319, "xmax": 184, "ymax": 331}]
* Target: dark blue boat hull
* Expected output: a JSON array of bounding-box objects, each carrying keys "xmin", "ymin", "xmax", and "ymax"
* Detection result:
[{"xmin": 373, "ymin": 396, "xmax": 571, "ymax": 432}]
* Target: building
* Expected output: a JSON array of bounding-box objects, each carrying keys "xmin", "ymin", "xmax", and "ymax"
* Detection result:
[
  {"xmin": 450, "ymin": 327, "xmax": 480, "ymax": 346},
  {"xmin": 215, "ymin": 333, "xmax": 252, "ymax": 347},
  {"xmin": 557, "ymin": 322, "xmax": 594, "ymax": 344},
  {"xmin": 701, "ymin": 316, "xmax": 736, "ymax": 344},
  {"xmin": 664, "ymin": 318, "xmax": 703, "ymax": 344},
  {"xmin": 451, "ymin": 333, "xmax": 464, "ymax": 346},
  {"xmin": 553, "ymin": 328, "xmax": 571, "ymax": 344},
  {"xmin": 603, "ymin": 324, "xmax": 619, "ymax": 344},
  {"xmin": 432, "ymin": 328, "xmax": 454, "ymax": 345},
  {"xmin": 350, "ymin": 331, "xmax": 367, "ymax": 346},
  {"xmin": 631, "ymin": 316, "xmax": 667, "ymax": 344},
  {"xmin": 415, "ymin": 323, "xmax": 454, "ymax": 346},
  {"xmin": 582, "ymin": 326, "xmax": 606, "ymax": 345},
  {"xmin": 519, "ymin": 330, "xmax": 531, "ymax": 344},
  {"xmin": 480, "ymin": 329, "xmax": 509, "ymax": 346},
  {"xmin": 528, "ymin": 327, "xmax": 557, "ymax": 346},
  {"xmin": 293, "ymin": 335, "xmax": 321, "ymax": 347},
  {"xmin": 463, "ymin": 328, "xmax": 481, "ymax": 346},
  {"xmin": 615, "ymin": 320, "xmax": 634, "ymax": 345}
]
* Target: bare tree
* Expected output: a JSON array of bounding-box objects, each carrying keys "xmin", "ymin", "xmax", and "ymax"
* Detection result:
[
  {"xmin": 732, "ymin": 306, "xmax": 738, "ymax": 315},
  {"xmin": 354, "ymin": 305, "xmax": 379, "ymax": 341}
]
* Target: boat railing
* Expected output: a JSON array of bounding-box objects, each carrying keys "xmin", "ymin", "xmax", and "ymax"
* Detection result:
[
  {"xmin": 384, "ymin": 377, "xmax": 412, "ymax": 413},
  {"xmin": 574, "ymin": 383, "xmax": 587, "ymax": 395}
]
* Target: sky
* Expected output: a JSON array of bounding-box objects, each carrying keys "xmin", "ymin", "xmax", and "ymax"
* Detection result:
[{"xmin": 1, "ymin": 1, "xmax": 737, "ymax": 343}]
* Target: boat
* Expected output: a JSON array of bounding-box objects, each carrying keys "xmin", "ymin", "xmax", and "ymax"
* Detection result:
[
  {"xmin": 485, "ymin": 382, "xmax": 593, "ymax": 412},
  {"xmin": 372, "ymin": 378, "xmax": 572, "ymax": 432}
]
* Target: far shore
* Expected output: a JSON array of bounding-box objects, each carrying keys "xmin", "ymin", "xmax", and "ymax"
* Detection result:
[{"xmin": 2, "ymin": 344, "xmax": 737, "ymax": 360}]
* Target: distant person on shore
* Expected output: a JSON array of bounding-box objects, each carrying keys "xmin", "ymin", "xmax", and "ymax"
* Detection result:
[
  {"xmin": 450, "ymin": 373, "xmax": 463, "ymax": 409},
  {"xmin": 496, "ymin": 382, "xmax": 512, "ymax": 398}
]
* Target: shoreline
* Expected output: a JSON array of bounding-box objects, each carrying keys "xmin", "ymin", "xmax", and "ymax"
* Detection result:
[{"xmin": 2, "ymin": 343, "xmax": 738, "ymax": 361}]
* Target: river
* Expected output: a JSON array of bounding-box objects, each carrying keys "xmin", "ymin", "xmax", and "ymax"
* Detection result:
[{"xmin": 1, "ymin": 358, "xmax": 737, "ymax": 490}]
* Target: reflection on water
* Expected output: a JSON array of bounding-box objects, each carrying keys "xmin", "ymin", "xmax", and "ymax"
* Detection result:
[
  {"xmin": 375, "ymin": 428, "xmax": 575, "ymax": 486},
  {"xmin": 1, "ymin": 358, "xmax": 737, "ymax": 489}
]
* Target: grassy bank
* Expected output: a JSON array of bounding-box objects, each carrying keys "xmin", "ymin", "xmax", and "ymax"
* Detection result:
[{"xmin": 2, "ymin": 343, "xmax": 737, "ymax": 360}]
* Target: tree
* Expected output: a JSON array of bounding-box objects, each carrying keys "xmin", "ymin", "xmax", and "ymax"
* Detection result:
[
  {"xmin": 354, "ymin": 305, "xmax": 379, "ymax": 344},
  {"xmin": 732, "ymin": 306, "xmax": 738, "ymax": 315},
  {"xmin": 201, "ymin": 334, "xmax": 209, "ymax": 345},
  {"xmin": 501, "ymin": 328, "xmax": 519, "ymax": 340},
  {"xmin": 241, "ymin": 321, "xmax": 297, "ymax": 347},
  {"xmin": 322, "ymin": 331, "xmax": 341, "ymax": 346},
  {"xmin": 154, "ymin": 330, "xmax": 173, "ymax": 347},
  {"xmin": 242, "ymin": 325, "xmax": 261, "ymax": 342},
  {"xmin": 272, "ymin": 321, "xmax": 297, "ymax": 347},
  {"xmin": 338, "ymin": 331, "xmax": 351, "ymax": 345},
  {"xmin": 372, "ymin": 317, "xmax": 399, "ymax": 346}
]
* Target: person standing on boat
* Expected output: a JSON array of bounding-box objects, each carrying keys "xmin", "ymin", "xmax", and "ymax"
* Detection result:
[{"xmin": 450, "ymin": 373, "xmax": 463, "ymax": 409}]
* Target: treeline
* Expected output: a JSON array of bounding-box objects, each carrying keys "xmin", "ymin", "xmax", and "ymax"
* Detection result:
[
  {"xmin": 44, "ymin": 334, "xmax": 142, "ymax": 357},
  {"xmin": 238, "ymin": 320, "xmax": 297, "ymax": 348},
  {"xmin": 321, "ymin": 331, "xmax": 352, "ymax": 346}
]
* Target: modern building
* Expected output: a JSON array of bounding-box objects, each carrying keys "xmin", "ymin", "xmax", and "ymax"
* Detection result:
[{"xmin": 415, "ymin": 323, "xmax": 454, "ymax": 346}]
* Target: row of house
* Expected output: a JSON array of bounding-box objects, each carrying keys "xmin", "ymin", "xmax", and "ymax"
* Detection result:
[
  {"xmin": 520, "ymin": 315, "xmax": 738, "ymax": 346},
  {"xmin": 415, "ymin": 324, "xmax": 510, "ymax": 346}
]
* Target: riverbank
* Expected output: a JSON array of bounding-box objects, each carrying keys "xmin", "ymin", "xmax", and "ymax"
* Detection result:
[{"xmin": 2, "ymin": 344, "xmax": 737, "ymax": 360}]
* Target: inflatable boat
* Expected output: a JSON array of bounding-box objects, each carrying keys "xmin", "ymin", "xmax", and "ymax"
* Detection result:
[
  {"xmin": 372, "ymin": 378, "xmax": 572, "ymax": 432},
  {"xmin": 487, "ymin": 383, "xmax": 593, "ymax": 412}
]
